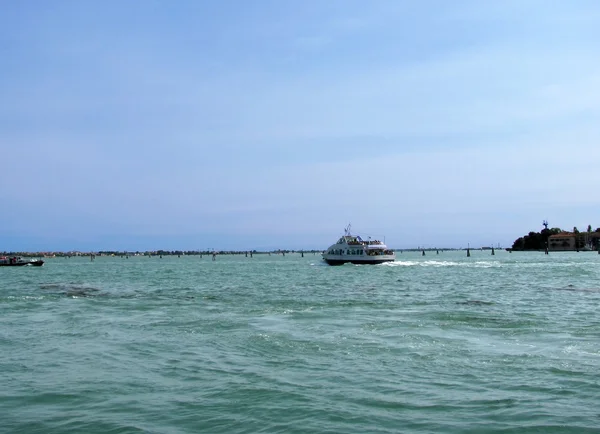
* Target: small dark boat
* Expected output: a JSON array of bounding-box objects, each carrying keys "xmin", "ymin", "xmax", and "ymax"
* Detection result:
[{"xmin": 0, "ymin": 256, "xmax": 44, "ymax": 267}]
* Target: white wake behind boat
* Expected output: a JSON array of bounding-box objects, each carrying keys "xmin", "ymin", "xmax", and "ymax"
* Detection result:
[{"xmin": 322, "ymin": 225, "xmax": 395, "ymax": 265}]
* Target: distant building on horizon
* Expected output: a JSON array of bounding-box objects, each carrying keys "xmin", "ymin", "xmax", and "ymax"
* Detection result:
[{"xmin": 548, "ymin": 232, "xmax": 600, "ymax": 252}]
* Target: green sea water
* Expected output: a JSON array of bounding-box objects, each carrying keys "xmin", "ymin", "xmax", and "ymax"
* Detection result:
[{"xmin": 1, "ymin": 251, "xmax": 600, "ymax": 433}]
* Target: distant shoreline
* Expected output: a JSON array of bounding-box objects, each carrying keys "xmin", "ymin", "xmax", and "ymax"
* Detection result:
[
  {"xmin": 1, "ymin": 247, "xmax": 542, "ymax": 257},
  {"xmin": 4, "ymin": 248, "xmax": 599, "ymax": 258}
]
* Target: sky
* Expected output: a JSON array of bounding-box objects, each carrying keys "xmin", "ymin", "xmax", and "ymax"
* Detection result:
[{"xmin": 1, "ymin": 0, "xmax": 600, "ymax": 252}]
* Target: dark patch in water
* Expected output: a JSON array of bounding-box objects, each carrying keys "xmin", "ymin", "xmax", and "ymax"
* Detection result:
[
  {"xmin": 39, "ymin": 284, "xmax": 63, "ymax": 289},
  {"xmin": 567, "ymin": 287, "xmax": 600, "ymax": 292},
  {"xmin": 456, "ymin": 300, "xmax": 494, "ymax": 306},
  {"xmin": 64, "ymin": 290, "xmax": 97, "ymax": 298},
  {"xmin": 40, "ymin": 283, "xmax": 103, "ymax": 298},
  {"xmin": 550, "ymin": 286, "xmax": 600, "ymax": 293}
]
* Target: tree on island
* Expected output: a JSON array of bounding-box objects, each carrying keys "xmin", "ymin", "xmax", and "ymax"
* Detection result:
[{"xmin": 511, "ymin": 226, "xmax": 562, "ymax": 250}]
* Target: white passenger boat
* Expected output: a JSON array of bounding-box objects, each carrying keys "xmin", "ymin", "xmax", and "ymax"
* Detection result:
[{"xmin": 322, "ymin": 225, "xmax": 395, "ymax": 265}]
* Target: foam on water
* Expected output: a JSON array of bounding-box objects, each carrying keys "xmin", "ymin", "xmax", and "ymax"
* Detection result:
[{"xmin": 386, "ymin": 260, "xmax": 502, "ymax": 268}]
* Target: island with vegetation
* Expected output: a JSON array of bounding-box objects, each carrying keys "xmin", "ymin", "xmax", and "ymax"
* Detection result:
[{"xmin": 511, "ymin": 223, "xmax": 600, "ymax": 251}]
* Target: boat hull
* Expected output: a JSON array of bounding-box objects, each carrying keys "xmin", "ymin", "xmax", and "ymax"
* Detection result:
[
  {"xmin": 0, "ymin": 259, "xmax": 44, "ymax": 267},
  {"xmin": 323, "ymin": 257, "xmax": 395, "ymax": 266}
]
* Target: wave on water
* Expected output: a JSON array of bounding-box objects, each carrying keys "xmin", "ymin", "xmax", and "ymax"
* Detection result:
[{"xmin": 383, "ymin": 260, "xmax": 501, "ymax": 268}]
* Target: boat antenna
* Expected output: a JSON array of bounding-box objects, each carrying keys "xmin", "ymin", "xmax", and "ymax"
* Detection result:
[{"xmin": 344, "ymin": 223, "xmax": 352, "ymax": 236}]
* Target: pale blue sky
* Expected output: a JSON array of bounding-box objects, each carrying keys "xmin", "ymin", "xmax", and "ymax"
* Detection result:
[{"xmin": 2, "ymin": 1, "xmax": 599, "ymax": 251}]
